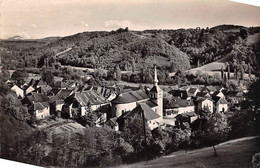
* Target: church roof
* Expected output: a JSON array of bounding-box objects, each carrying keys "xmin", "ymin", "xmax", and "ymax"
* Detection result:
[
  {"xmin": 150, "ymin": 85, "xmax": 162, "ymax": 93},
  {"xmin": 111, "ymin": 89, "xmax": 149, "ymax": 104},
  {"xmin": 124, "ymin": 103, "xmax": 160, "ymax": 121},
  {"xmin": 145, "ymin": 100, "xmax": 158, "ymax": 108}
]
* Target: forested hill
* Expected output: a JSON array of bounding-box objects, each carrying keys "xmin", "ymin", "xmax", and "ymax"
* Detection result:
[{"xmin": 1, "ymin": 25, "xmax": 260, "ymax": 72}]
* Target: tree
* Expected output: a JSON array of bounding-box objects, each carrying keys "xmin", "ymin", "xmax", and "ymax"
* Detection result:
[
  {"xmin": 248, "ymin": 63, "xmax": 251, "ymax": 79},
  {"xmin": 227, "ymin": 65, "xmax": 230, "ymax": 80},
  {"xmin": 42, "ymin": 70, "xmax": 54, "ymax": 86},
  {"xmin": 239, "ymin": 28, "xmax": 248, "ymax": 39},
  {"xmin": 221, "ymin": 66, "xmax": 224, "ymax": 79},
  {"xmin": 11, "ymin": 70, "xmax": 29, "ymax": 86},
  {"xmin": 0, "ymin": 69, "xmax": 10, "ymax": 82},
  {"xmin": 203, "ymin": 112, "xmax": 230, "ymax": 156},
  {"xmin": 131, "ymin": 58, "xmax": 135, "ymax": 73},
  {"xmin": 234, "ymin": 67, "xmax": 237, "ymax": 79}
]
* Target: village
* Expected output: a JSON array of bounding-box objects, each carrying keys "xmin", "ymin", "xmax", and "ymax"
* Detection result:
[{"xmin": 6, "ymin": 65, "xmax": 247, "ymax": 132}]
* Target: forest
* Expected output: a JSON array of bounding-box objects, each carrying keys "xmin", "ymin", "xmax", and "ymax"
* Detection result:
[{"xmin": 1, "ymin": 25, "xmax": 259, "ymax": 75}]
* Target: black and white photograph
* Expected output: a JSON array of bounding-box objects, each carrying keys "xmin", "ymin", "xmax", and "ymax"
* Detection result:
[{"xmin": 0, "ymin": 0, "xmax": 259, "ymax": 167}]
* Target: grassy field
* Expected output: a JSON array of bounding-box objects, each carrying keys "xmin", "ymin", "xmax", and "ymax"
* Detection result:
[{"xmin": 116, "ymin": 136, "xmax": 260, "ymax": 168}]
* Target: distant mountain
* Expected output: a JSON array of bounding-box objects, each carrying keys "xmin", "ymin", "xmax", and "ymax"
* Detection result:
[
  {"xmin": 7, "ymin": 35, "xmax": 25, "ymax": 40},
  {"xmin": 210, "ymin": 24, "xmax": 246, "ymax": 32}
]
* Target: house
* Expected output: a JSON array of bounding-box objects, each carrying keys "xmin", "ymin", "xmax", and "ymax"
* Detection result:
[
  {"xmin": 168, "ymin": 89, "xmax": 189, "ymax": 100},
  {"xmin": 187, "ymin": 87, "xmax": 200, "ymax": 97},
  {"xmin": 54, "ymin": 81, "xmax": 72, "ymax": 90},
  {"xmin": 164, "ymin": 97, "xmax": 195, "ymax": 119},
  {"xmin": 63, "ymin": 90, "xmax": 109, "ymax": 117},
  {"xmin": 34, "ymin": 85, "xmax": 53, "ymax": 94},
  {"xmin": 175, "ymin": 112, "xmax": 198, "ymax": 126},
  {"xmin": 25, "ymin": 73, "xmax": 41, "ymax": 84},
  {"xmin": 91, "ymin": 86, "xmax": 117, "ymax": 101},
  {"xmin": 104, "ymin": 117, "xmax": 119, "ymax": 131},
  {"xmin": 49, "ymin": 89, "xmax": 74, "ymax": 114},
  {"xmin": 211, "ymin": 90, "xmax": 225, "ymax": 99},
  {"xmin": 22, "ymin": 92, "xmax": 50, "ymax": 106},
  {"xmin": 206, "ymin": 86, "xmax": 217, "ymax": 94},
  {"xmin": 111, "ymin": 66, "xmax": 163, "ymax": 121},
  {"xmin": 23, "ymin": 85, "xmax": 35, "ymax": 95},
  {"xmin": 213, "ymin": 97, "xmax": 229, "ymax": 113},
  {"xmin": 163, "ymin": 85, "xmax": 179, "ymax": 93},
  {"xmin": 33, "ymin": 79, "xmax": 47, "ymax": 89},
  {"xmin": 21, "ymin": 93, "xmax": 50, "ymax": 120},
  {"xmin": 195, "ymin": 97, "xmax": 214, "ymax": 113},
  {"xmin": 28, "ymin": 102, "xmax": 50, "ymax": 120},
  {"xmin": 118, "ymin": 103, "xmax": 160, "ymax": 131},
  {"xmin": 11, "ymin": 84, "xmax": 24, "ymax": 98},
  {"xmin": 196, "ymin": 88, "xmax": 211, "ymax": 98}
]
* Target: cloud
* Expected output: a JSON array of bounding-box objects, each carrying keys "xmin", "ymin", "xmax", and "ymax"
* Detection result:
[
  {"xmin": 104, "ymin": 20, "xmax": 132, "ymax": 28},
  {"xmin": 30, "ymin": 24, "xmax": 37, "ymax": 28},
  {"xmin": 74, "ymin": 21, "xmax": 89, "ymax": 27},
  {"xmin": 104, "ymin": 20, "xmax": 149, "ymax": 30}
]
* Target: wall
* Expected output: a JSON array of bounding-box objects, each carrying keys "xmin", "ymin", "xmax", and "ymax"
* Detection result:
[
  {"xmin": 11, "ymin": 85, "xmax": 24, "ymax": 98},
  {"xmin": 200, "ymin": 99, "xmax": 214, "ymax": 113},
  {"xmin": 35, "ymin": 107, "xmax": 50, "ymax": 119},
  {"xmin": 217, "ymin": 103, "xmax": 228, "ymax": 113}
]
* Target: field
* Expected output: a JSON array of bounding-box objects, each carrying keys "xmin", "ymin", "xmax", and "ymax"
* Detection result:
[{"xmin": 116, "ymin": 136, "xmax": 260, "ymax": 168}]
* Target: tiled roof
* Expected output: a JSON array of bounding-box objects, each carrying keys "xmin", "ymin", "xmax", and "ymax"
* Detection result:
[
  {"xmin": 111, "ymin": 90, "xmax": 149, "ymax": 104},
  {"xmin": 92, "ymin": 86, "xmax": 115, "ymax": 98},
  {"xmin": 56, "ymin": 89, "xmax": 74, "ymax": 99},
  {"xmin": 168, "ymin": 90, "xmax": 188, "ymax": 99},
  {"xmin": 55, "ymin": 81, "xmax": 70, "ymax": 89},
  {"xmin": 164, "ymin": 97, "xmax": 194, "ymax": 109},
  {"xmin": 28, "ymin": 102, "xmax": 48, "ymax": 111},
  {"xmin": 105, "ymin": 117, "xmax": 118, "ymax": 127},
  {"xmin": 188, "ymin": 87, "xmax": 198, "ymax": 94},
  {"xmin": 206, "ymin": 86, "xmax": 217, "ymax": 91},
  {"xmin": 145, "ymin": 100, "xmax": 158, "ymax": 108},
  {"xmin": 37, "ymin": 85, "xmax": 52, "ymax": 94},
  {"xmin": 70, "ymin": 90, "xmax": 108, "ymax": 106},
  {"xmin": 176, "ymin": 111, "xmax": 197, "ymax": 118},
  {"xmin": 124, "ymin": 103, "xmax": 160, "ymax": 121},
  {"xmin": 196, "ymin": 97, "xmax": 208, "ymax": 103},
  {"xmin": 25, "ymin": 93, "xmax": 50, "ymax": 103}
]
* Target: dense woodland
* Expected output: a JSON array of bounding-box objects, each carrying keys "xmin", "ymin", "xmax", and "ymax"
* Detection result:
[{"xmin": 1, "ymin": 25, "xmax": 260, "ymax": 73}]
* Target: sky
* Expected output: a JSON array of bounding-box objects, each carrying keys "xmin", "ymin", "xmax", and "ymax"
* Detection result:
[{"xmin": 0, "ymin": 0, "xmax": 259, "ymax": 39}]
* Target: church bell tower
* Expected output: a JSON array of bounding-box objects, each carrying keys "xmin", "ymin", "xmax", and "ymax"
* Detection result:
[{"xmin": 149, "ymin": 66, "xmax": 163, "ymax": 119}]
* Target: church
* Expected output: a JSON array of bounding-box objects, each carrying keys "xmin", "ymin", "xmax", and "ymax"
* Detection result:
[{"xmin": 111, "ymin": 66, "xmax": 163, "ymax": 130}]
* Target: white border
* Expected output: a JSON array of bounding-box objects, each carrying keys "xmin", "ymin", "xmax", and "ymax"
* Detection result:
[
  {"xmin": 229, "ymin": 0, "xmax": 260, "ymax": 7},
  {"xmin": 0, "ymin": 159, "xmax": 41, "ymax": 168}
]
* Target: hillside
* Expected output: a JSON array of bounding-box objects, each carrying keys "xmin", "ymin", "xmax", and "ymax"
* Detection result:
[
  {"xmin": 50, "ymin": 31, "xmax": 191, "ymax": 71},
  {"xmin": 116, "ymin": 136, "xmax": 260, "ymax": 168},
  {"xmin": 0, "ymin": 25, "xmax": 260, "ymax": 73}
]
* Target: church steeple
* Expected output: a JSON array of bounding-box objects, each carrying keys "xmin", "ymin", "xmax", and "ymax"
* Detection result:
[
  {"xmin": 154, "ymin": 65, "xmax": 158, "ymax": 86},
  {"xmin": 149, "ymin": 65, "xmax": 163, "ymax": 120}
]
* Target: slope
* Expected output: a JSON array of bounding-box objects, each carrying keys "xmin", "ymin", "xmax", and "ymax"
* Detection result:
[{"xmin": 116, "ymin": 136, "xmax": 259, "ymax": 168}]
